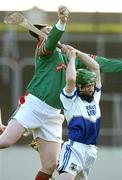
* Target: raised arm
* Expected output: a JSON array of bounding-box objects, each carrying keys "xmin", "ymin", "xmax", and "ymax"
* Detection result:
[
  {"xmin": 61, "ymin": 45, "xmax": 76, "ymax": 93},
  {"xmin": 76, "ymin": 50, "xmax": 101, "ymax": 85},
  {"xmin": 39, "ymin": 5, "xmax": 70, "ymax": 55}
]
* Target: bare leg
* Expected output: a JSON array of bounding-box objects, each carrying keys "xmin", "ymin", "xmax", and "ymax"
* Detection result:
[
  {"xmin": 37, "ymin": 138, "xmax": 61, "ymax": 175},
  {"xmin": 0, "ymin": 119, "xmax": 26, "ymax": 148}
]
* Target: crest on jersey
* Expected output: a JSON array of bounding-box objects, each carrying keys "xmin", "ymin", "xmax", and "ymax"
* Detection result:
[{"xmin": 69, "ymin": 162, "xmax": 77, "ymax": 171}]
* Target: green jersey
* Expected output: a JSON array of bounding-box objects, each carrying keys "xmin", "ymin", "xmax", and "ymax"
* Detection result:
[
  {"xmin": 90, "ymin": 54, "xmax": 122, "ymax": 73},
  {"xmin": 27, "ymin": 25, "xmax": 84, "ymax": 109}
]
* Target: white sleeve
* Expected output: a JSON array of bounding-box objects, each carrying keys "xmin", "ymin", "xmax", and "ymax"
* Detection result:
[
  {"xmin": 94, "ymin": 83, "xmax": 102, "ymax": 104},
  {"xmin": 55, "ymin": 20, "xmax": 66, "ymax": 31},
  {"xmin": 60, "ymin": 87, "xmax": 77, "ymax": 111}
]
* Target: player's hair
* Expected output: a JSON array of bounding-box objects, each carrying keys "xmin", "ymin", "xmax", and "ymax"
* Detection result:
[{"xmin": 76, "ymin": 68, "xmax": 96, "ymax": 88}]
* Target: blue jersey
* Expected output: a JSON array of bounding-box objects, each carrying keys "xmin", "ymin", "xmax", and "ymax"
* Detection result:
[{"xmin": 60, "ymin": 84, "xmax": 101, "ymax": 145}]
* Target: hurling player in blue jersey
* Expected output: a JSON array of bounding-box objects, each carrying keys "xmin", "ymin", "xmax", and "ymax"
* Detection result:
[{"xmin": 57, "ymin": 44, "xmax": 101, "ymax": 180}]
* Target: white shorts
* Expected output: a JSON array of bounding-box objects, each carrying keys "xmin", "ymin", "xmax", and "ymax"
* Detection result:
[
  {"xmin": 57, "ymin": 140, "xmax": 98, "ymax": 180},
  {"xmin": 10, "ymin": 93, "xmax": 64, "ymax": 143}
]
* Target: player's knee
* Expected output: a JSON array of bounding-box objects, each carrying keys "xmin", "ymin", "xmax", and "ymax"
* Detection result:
[
  {"xmin": 47, "ymin": 163, "xmax": 57, "ymax": 173},
  {"xmin": 42, "ymin": 160, "xmax": 57, "ymax": 174},
  {"xmin": 49, "ymin": 161, "xmax": 57, "ymax": 172}
]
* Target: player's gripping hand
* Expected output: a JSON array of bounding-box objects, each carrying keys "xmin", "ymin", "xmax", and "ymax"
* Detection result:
[
  {"xmin": 58, "ymin": 5, "xmax": 70, "ymax": 24},
  {"xmin": 61, "ymin": 44, "xmax": 76, "ymax": 61}
]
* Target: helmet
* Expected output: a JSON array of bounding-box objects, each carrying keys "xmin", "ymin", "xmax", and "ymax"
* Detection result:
[
  {"xmin": 29, "ymin": 24, "xmax": 47, "ymax": 40},
  {"xmin": 76, "ymin": 69, "xmax": 96, "ymax": 88}
]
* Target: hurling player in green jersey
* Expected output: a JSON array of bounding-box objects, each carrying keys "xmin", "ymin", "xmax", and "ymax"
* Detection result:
[{"xmin": 0, "ymin": 5, "xmax": 70, "ymax": 180}]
